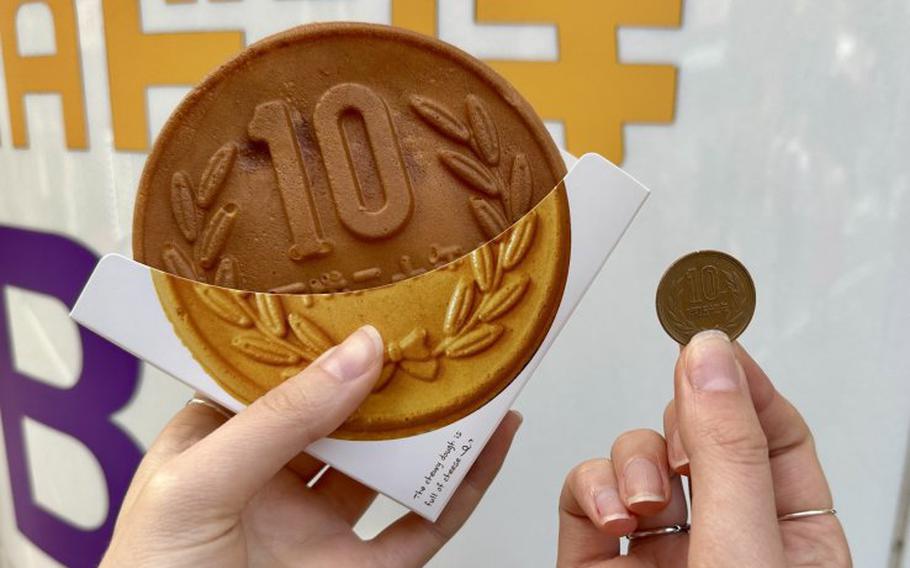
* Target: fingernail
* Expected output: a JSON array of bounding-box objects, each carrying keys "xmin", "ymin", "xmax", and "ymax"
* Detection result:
[
  {"xmin": 668, "ymin": 428, "xmax": 689, "ymax": 471},
  {"xmin": 594, "ymin": 486, "xmax": 632, "ymax": 526},
  {"xmin": 319, "ymin": 325, "xmax": 382, "ymax": 381},
  {"xmin": 685, "ymin": 330, "xmax": 740, "ymax": 392},
  {"xmin": 624, "ymin": 457, "xmax": 665, "ymax": 505}
]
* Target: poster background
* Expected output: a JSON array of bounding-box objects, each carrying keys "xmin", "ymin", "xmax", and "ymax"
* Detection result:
[{"xmin": 0, "ymin": 1, "xmax": 908, "ymax": 566}]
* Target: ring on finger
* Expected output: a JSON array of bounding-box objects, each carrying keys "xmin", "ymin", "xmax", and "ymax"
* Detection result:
[
  {"xmin": 778, "ymin": 508, "xmax": 836, "ymax": 522},
  {"xmin": 186, "ymin": 397, "xmax": 234, "ymax": 419},
  {"xmin": 625, "ymin": 507, "xmax": 835, "ymax": 541},
  {"xmin": 626, "ymin": 523, "xmax": 690, "ymax": 541}
]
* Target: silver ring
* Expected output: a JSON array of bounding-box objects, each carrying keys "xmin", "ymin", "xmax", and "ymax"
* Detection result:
[
  {"xmin": 186, "ymin": 397, "xmax": 233, "ymax": 419},
  {"xmin": 627, "ymin": 523, "xmax": 690, "ymax": 541},
  {"xmin": 778, "ymin": 508, "xmax": 836, "ymax": 522}
]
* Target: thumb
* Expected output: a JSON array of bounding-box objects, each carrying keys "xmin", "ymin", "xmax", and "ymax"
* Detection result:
[
  {"xmin": 674, "ymin": 330, "xmax": 786, "ymax": 566},
  {"xmin": 172, "ymin": 325, "xmax": 384, "ymax": 511}
]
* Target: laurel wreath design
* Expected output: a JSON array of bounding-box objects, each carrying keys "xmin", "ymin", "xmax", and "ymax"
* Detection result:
[
  {"xmin": 176, "ymin": 93, "xmax": 540, "ymax": 392},
  {"xmin": 188, "ymin": 211, "xmax": 537, "ymax": 392},
  {"xmin": 722, "ymin": 268, "xmax": 751, "ymax": 330},
  {"xmin": 410, "ymin": 94, "xmax": 534, "ymax": 238},
  {"xmin": 663, "ymin": 267, "xmax": 751, "ymax": 339},
  {"xmin": 162, "ymin": 142, "xmax": 241, "ymax": 288}
]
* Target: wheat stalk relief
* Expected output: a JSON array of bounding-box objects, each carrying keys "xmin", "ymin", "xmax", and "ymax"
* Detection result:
[
  {"xmin": 409, "ymin": 94, "xmax": 535, "ymax": 236},
  {"xmin": 189, "ymin": 210, "xmax": 537, "ymax": 392},
  {"xmin": 163, "ymin": 142, "xmax": 242, "ymax": 288},
  {"xmin": 169, "ymin": 93, "xmax": 539, "ymax": 392}
]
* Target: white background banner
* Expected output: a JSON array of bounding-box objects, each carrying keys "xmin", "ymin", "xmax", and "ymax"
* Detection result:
[{"xmin": 0, "ymin": 1, "xmax": 907, "ymax": 566}]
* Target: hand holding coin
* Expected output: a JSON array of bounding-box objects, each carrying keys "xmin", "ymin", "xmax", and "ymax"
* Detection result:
[
  {"xmin": 554, "ymin": 251, "xmax": 849, "ymax": 566},
  {"xmin": 556, "ymin": 331, "xmax": 851, "ymax": 567}
]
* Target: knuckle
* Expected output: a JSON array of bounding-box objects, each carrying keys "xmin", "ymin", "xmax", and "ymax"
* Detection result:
[
  {"xmin": 570, "ymin": 458, "xmax": 610, "ymax": 479},
  {"xmin": 256, "ymin": 374, "xmax": 331, "ymax": 443},
  {"xmin": 137, "ymin": 462, "xmax": 219, "ymax": 527},
  {"xmin": 562, "ymin": 459, "xmax": 612, "ymax": 510},
  {"xmin": 769, "ymin": 405, "xmax": 816, "ymax": 457},
  {"xmin": 421, "ymin": 517, "xmax": 452, "ymax": 547},
  {"xmin": 566, "ymin": 458, "xmax": 611, "ymax": 489},
  {"xmin": 613, "ymin": 428, "xmax": 664, "ymax": 454},
  {"xmin": 140, "ymin": 463, "xmax": 186, "ymax": 506},
  {"xmin": 259, "ymin": 379, "xmax": 315, "ymax": 419},
  {"xmin": 696, "ymin": 417, "xmax": 769, "ymax": 464},
  {"xmin": 627, "ymin": 428, "xmax": 663, "ymax": 442}
]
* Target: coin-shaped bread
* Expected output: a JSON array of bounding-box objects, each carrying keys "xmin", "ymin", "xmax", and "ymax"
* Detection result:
[
  {"xmin": 153, "ymin": 187, "xmax": 569, "ymax": 440},
  {"xmin": 655, "ymin": 250, "xmax": 756, "ymax": 344},
  {"xmin": 134, "ymin": 22, "xmax": 568, "ymax": 293}
]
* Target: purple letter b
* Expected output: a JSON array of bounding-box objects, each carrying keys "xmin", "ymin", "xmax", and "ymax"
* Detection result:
[{"xmin": 0, "ymin": 226, "xmax": 142, "ymax": 567}]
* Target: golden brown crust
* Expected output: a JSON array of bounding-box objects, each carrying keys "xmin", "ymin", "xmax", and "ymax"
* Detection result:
[
  {"xmin": 140, "ymin": 23, "xmax": 572, "ymax": 439},
  {"xmin": 153, "ymin": 185, "xmax": 569, "ymax": 440}
]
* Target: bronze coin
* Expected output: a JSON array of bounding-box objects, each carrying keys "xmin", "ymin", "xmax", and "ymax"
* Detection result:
[
  {"xmin": 133, "ymin": 22, "xmax": 568, "ymax": 293},
  {"xmin": 655, "ymin": 251, "xmax": 756, "ymax": 344}
]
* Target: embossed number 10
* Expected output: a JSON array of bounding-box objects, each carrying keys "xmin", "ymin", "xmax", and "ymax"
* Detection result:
[
  {"xmin": 248, "ymin": 84, "xmax": 413, "ymax": 261},
  {"xmin": 685, "ymin": 265, "xmax": 720, "ymax": 303}
]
